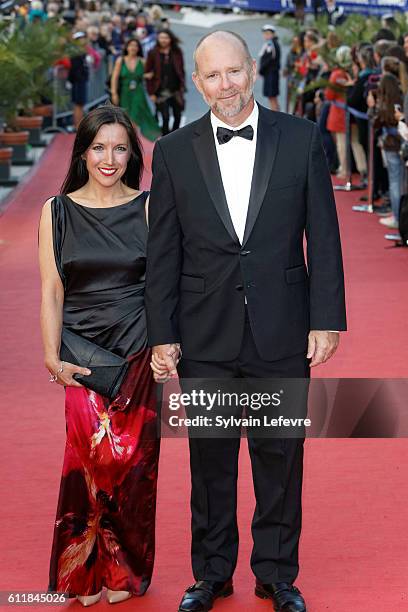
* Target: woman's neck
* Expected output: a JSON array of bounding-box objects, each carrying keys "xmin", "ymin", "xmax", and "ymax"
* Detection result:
[{"xmin": 76, "ymin": 180, "xmax": 133, "ymax": 206}]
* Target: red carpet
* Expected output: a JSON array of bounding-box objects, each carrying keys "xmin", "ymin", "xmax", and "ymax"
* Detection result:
[{"xmin": 0, "ymin": 136, "xmax": 407, "ymax": 611}]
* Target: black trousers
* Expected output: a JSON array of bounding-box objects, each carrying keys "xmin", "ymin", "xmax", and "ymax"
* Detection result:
[
  {"xmin": 157, "ymin": 95, "xmax": 182, "ymax": 135},
  {"xmin": 177, "ymin": 312, "xmax": 310, "ymax": 584}
]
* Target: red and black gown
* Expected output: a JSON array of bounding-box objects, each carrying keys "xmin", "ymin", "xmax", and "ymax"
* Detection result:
[{"xmin": 48, "ymin": 192, "xmax": 159, "ymax": 597}]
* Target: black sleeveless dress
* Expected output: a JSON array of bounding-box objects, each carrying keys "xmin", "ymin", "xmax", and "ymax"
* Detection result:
[{"xmin": 48, "ymin": 193, "xmax": 160, "ymax": 598}]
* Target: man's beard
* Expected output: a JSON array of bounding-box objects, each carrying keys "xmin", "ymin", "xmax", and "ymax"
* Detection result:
[{"xmin": 208, "ymin": 75, "xmax": 254, "ymax": 119}]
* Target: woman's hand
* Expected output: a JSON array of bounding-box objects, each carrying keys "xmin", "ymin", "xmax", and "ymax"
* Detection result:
[
  {"xmin": 46, "ymin": 359, "xmax": 91, "ymax": 387},
  {"xmin": 367, "ymin": 90, "xmax": 376, "ymax": 109},
  {"xmin": 150, "ymin": 345, "xmax": 180, "ymax": 384}
]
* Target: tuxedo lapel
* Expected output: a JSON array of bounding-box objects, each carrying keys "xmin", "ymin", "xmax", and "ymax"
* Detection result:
[
  {"xmin": 242, "ymin": 106, "xmax": 280, "ymax": 247},
  {"xmin": 192, "ymin": 113, "xmax": 239, "ymax": 244}
]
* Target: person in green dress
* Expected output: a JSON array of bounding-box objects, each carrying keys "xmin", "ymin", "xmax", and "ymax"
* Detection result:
[{"xmin": 111, "ymin": 39, "xmax": 161, "ymax": 142}]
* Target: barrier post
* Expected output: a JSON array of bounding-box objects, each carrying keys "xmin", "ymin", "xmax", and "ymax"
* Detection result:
[{"xmin": 43, "ymin": 66, "xmax": 66, "ymax": 134}]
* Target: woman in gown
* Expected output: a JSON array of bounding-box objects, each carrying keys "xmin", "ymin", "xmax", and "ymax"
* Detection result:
[
  {"xmin": 111, "ymin": 39, "xmax": 161, "ymax": 142},
  {"xmin": 38, "ymin": 105, "xmax": 161, "ymax": 606}
]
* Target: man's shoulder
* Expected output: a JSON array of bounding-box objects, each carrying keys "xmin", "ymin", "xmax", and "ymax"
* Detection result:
[
  {"xmin": 262, "ymin": 106, "xmax": 315, "ymax": 134},
  {"xmin": 259, "ymin": 105, "xmax": 316, "ymax": 139},
  {"xmin": 155, "ymin": 113, "xmax": 209, "ymax": 151}
]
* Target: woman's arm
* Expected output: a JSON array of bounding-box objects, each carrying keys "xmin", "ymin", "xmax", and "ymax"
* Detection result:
[
  {"xmin": 38, "ymin": 199, "xmax": 90, "ymax": 386},
  {"xmin": 110, "ymin": 56, "xmax": 122, "ymax": 106}
]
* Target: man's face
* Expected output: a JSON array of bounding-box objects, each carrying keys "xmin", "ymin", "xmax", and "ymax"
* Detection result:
[
  {"xmin": 262, "ymin": 31, "xmax": 273, "ymax": 41},
  {"xmin": 193, "ymin": 38, "xmax": 256, "ymax": 120}
]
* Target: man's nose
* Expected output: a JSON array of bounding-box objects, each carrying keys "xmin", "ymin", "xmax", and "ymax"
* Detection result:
[{"xmin": 220, "ymin": 73, "xmax": 232, "ymax": 90}]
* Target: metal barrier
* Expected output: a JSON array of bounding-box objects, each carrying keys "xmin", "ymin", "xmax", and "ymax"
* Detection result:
[{"xmin": 44, "ymin": 50, "xmax": 109, "ymax": 133}]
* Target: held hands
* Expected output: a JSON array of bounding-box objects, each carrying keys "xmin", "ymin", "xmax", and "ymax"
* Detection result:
[
  {"xmin": 46, "ymin": 358, "xmax": 91, "ymax": 387},
  {"xmin": 307, "ymin": 331, "xmax": 339, "ymax": 367},
  {"xmin": 150, "ymin": 344, "xmax": 181, "ymax": 383}
]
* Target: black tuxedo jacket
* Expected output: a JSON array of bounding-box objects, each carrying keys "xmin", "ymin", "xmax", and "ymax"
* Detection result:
[{"xmin": 145, "ymin": 104, "xmax": 347, "ymax": 362}]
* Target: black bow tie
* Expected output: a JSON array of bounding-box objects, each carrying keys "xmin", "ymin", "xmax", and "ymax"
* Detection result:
[{"xmin": 216, "ymin": 125, "xmax": 254, "ymax": 145}]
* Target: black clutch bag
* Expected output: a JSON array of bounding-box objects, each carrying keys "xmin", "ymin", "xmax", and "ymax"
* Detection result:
[{"xmin": 60, "ymin": 328, "xmax": 129, "ymax": 400}]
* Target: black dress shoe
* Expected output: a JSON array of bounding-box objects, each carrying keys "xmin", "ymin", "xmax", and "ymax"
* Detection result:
[
  {"xmin": 178, "ymin": 580, "xmax": 233, "ymax": 612},
  {"xmin": 255, "ymin": 582, "xmax": 306, "ymax": 612}
]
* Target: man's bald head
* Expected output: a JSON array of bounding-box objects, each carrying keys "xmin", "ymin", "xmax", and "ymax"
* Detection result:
[
  {"xmin": 191, "ymin": 30, "xmax": 256, "ymax": 124},
  {"xmin": 194, "ymin": 30, "xmax": 252, "ymax": 73}
]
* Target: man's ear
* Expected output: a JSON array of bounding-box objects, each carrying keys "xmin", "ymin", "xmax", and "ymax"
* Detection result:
[
  {"xmin": 192, "ymin": 71, "xmax": 203, "ymax": 94},
  {"xmin": 251, "ymin": 59, "xmax": 257, "ymax": 83}
]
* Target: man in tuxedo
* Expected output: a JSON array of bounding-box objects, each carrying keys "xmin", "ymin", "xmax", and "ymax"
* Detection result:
[{"xmin": 145, "ymin": 31, "xmax": 346, "ymax": 612}]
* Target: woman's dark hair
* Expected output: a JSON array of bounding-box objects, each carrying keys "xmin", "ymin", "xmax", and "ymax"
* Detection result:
[
  {"xmin": 371, "ymin": 28, "xmax": 396, "ymax": 43},
  {"xmin": 61, "ymin": 104, "xmax": 144, "ymax": 194},
  {"xmin": 156, "ymin": 28, "xmax": 181, "ymax": 51},
  {"xmin": 377, "ymin": 72, "xmax": 402, "ymax": 126},
  {"xmin": 358, "ymin": 45, "xmax": 376, "ymax": 70},
  {"xmin": 388, "ymin": 45, "xmax": 408, "ymax": 93},
  {"xmin": 123, "ymin": 37, "xmax": 143, "ymax": 57},
  {"xmin": 387, "ymin": 44, "xmax": 408, "ymax": 65}
]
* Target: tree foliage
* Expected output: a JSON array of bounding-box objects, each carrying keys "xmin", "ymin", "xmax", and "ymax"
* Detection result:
[{"xmin": 0, "ymin": 20, "xmax": 79, "ymax": 127}]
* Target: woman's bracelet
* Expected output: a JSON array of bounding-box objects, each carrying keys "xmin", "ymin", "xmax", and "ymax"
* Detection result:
[{"xmin": 49, "ymin": 361, "xmax": 64, "ymax": 383}]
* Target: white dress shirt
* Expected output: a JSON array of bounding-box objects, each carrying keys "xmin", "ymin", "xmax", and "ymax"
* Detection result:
[{"xmin": 211, "ymin": 102, "xmax": 259, "ymax": 244}]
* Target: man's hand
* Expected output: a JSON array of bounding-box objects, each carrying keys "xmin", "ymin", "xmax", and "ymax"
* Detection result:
[
  {"xmin": 151, "ymin": 344, "xmax": 181, "ymax": 383},
  {"xmin": 307, "ymin": 331, "xmax": 339, "ymax": 367}
]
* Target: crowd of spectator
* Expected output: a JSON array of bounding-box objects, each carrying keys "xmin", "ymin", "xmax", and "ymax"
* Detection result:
[
  {"xmin": 4, "ymin": 0, "xmax": 185, "ymax": 137},
  {"xmin": 3, "ymin": 1, "xmax": 408, "ymax": 238},
  {"xmin": 285, "ymin": 17, "xmax": 408, "ymax": 236}
]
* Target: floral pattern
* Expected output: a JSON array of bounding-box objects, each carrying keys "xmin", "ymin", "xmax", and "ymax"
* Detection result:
[{"xmin": 49, "ymin": 348, "xmax": 160, "ymax": 597}]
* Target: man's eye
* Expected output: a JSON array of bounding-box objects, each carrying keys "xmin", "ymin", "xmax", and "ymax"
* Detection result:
[{"xmin": 207, "ymin": 74, "xmax": 216, "ymax": 79}]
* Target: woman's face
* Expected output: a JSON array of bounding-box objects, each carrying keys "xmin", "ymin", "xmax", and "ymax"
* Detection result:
[
  {"xmin": 158, "ymin": 32, "xmax": 171, "ymax": 49},
  {"xmin": 84, "ymin": 123, "xmax": 131, "ymax": 186},
  {"xmin": 127, "ymin": 40, "xmax": 139, "ymax": 56}
]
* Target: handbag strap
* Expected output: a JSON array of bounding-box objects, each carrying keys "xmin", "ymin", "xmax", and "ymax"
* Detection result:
[{"xmin": 50, "ymin": 195, "xmax": 67, "ymax": 289}]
